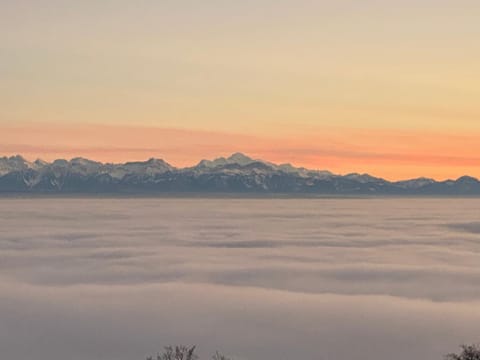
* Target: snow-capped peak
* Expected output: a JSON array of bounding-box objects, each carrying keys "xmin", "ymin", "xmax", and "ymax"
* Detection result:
[
  {"xmin": 227, "ymin": 152, "xmax": 254, "ymax": 165},
  {"xmin": 0, "ymin": 155, "xmax": 31, "ymax": 176},
  {"xmin": 344, "ymin": 173, "xmax": 383, "ymax": 183},
  {"xmin": 70, "ymin": 157, "xmax": 100, "ymax": 165},
  {"xmin": 394, "ymin": 177, "xmax": 435, "ymax": 189},
  {"xmin": 33, "ymin": 159, "xmax": 49, "ymax": 166},
  {"xmin": 197, "ymin": 153, "xmax": 256, "ymax": 169}
]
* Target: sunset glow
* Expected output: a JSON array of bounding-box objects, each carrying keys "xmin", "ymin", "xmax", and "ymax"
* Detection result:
[
  {"xmin": 1, "ymin": 1, "xmax": 479, "ymax": 180},
  {"xmin": 2, "ymin": 123, "xmax": 480, "ymax": 180}
]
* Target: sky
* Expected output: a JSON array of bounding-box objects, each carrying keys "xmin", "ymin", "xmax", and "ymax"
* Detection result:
[{"xmin": 1, "ymin": 0, "xmax": 479, "ymax": 180}]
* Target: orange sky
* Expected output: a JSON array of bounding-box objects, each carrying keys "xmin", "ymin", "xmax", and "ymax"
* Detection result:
[{"xmin": 2, "ymin": 124, "xmax": 480, "ymax": 181}]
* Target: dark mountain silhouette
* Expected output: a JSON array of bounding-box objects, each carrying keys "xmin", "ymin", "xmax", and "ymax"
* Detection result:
[{"xmin": 1, "ymin": 153, "xmax": 479, "ymax": 195}]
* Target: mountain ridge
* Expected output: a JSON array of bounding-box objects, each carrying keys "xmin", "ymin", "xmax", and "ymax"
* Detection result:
[{"xmin": 1, "ymin": 153, "xmax": 479, "ymax": 195}]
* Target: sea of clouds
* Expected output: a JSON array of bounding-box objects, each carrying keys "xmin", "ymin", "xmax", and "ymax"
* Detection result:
[{"xmin": 0, "ymin": 198, "xmax": 479, "ymax": 360}]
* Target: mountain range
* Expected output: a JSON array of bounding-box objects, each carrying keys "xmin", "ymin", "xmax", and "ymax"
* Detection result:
[{"xmin": 1, "ymin": 153, "xmax": 480, "ymax": 195}]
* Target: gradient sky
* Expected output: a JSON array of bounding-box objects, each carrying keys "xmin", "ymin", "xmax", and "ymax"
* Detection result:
[{"xmin": 1, "ymin": 0, "xmax": 479, "ymax": 180}]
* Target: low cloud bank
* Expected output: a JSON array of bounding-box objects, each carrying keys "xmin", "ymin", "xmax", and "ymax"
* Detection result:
[{"xmin": 1, "ymin": 198, "xmax": 479, "ymax": 360}]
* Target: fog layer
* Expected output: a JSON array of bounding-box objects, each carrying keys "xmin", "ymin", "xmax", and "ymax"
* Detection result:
[{"xmin": 0, "ymin": 199, "xmax": 479, "ymax": 360}]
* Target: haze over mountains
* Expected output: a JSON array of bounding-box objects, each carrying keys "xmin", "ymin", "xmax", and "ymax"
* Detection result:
[{"xmin": 1, "ymin": 153, "xmax": 479, "ymax": 195}]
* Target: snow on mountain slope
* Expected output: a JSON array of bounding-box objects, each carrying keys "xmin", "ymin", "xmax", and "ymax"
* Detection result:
[
  {"xmin": 394, "ymin": 177, "xmax": 435, "ymax": 189},
  {"xmin": 1, "ymin": 153, "xmax": 480, "ymax": 194},
  {"xmin": 196, "ymin": 152, "xmax": 257, "ymax": 169},
  {"xmin": 108, "ymin": 158, "xmax": 175, "ymax": 179},
  {"xmin": 194, "ymin": 153, "xmax": 333, "ymax": 178},
  {"xmin": 344, "ymin": 173, "xmax": 386, "ymax": 184},
  {"xmin": 0, "ymin": 155, "xmax": 31, "ymax": 176}
]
